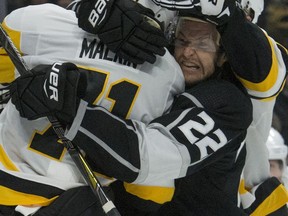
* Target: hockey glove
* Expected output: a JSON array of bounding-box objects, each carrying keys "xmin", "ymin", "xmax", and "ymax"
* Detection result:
[
  {"xmin": 77, "ymin": 0, "xmax": 168, "ymax": 64},
  {"xmin": 10, "ymin": 62, "xmax": 87, "ymax": 124},
  {"xmin": 178, "ymin": 0, "xmax": 236, "ymax": 26}
]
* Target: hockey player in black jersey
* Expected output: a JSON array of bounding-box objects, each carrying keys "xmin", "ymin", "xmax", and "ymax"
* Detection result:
[{"xmin": 74, "ymin": 0, "xmax": 288, "ymax": 191}]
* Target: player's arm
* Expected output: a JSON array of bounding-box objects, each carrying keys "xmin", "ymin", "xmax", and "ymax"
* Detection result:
[
  {"xmin": 156, "ymin": 0, "xmax": 287, "ymax": 100},
  {"xmin": 10, "ymin": 64, "xmax": 252, "ymax": 184},
  {"xmin": 220, "ymin": 7, "xmax": 287, "ymax": 100},
  {"xmin": 73, "ymin": 0, "xmax": 168, "ymax": 64},
  {"xmin": 10, "ymin": 62, "xmax": 87, "ymax": 124},
  {"xmin": 240, "ymin": 176, "xmax": 288, "ymax": 215},
  {"xmin": 64, "ymin": 79, "xmax": 252, "ymax": 184}
]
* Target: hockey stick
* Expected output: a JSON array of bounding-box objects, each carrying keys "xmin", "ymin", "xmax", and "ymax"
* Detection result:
[{"xmin": 0, "ymin": 24, "xmax": 121, "ymax": 216}]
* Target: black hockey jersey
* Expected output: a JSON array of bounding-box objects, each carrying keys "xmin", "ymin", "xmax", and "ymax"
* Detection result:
[{"xmin": 65, "ymin": 78, "xmax": 253, "ymax": 214}]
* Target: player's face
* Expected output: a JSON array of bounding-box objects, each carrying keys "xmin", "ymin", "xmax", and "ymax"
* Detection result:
[
  {"xmin": 269, "ymin": 160, "xmax": 283, "ymax": 181},
  {"xmin": 174, "ymin": 19, "xmax": 220, "ymax": 87}
]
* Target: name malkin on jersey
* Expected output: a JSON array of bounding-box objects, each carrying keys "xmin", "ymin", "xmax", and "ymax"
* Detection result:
[{"xmin": 79, "ymin": 38, "xmax": 137, "ymax": 68}]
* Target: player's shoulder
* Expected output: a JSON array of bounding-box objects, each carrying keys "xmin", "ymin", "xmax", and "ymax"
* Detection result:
[
  {"xmin": 188, "ymin": 78, "xmax": 246, "ymax": 96},
  {"xmin": 153, "ymin": 48, "xmax": 184, "ymax": 75},
  {"xmin": 138, "ymin": 48, "xmax": 184, "ymax": 80},
  {"xmin": 4, "ymin": 3, "xmax": 75, "ymax": 30},
  {"xmin": 186, "ymin": 79, "xmax": 252, "ymax": 117}
]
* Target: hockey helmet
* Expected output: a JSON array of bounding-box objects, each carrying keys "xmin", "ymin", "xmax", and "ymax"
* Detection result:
[
  {"xmin": 136, "ymin": 0, "xmax": 176, "ymax": 29},
  {"xmin": 266, "ymin": 127, "xmax": 288, "ymax": 169},
  {"xmin": 240, "ymin": 0, "xmax": 264, "ymax": 23},
  {"xmin": 165, "ymin": 15, "xmax": 221, "ymax": 52}
]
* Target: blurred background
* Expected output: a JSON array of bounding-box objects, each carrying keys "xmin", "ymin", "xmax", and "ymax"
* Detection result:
[
  {"xmin": 0, "ymin": 0, "xmax": 288, "ymax": 144},
  {"xmin": 257, "ymin": 0, "xmax": 288, "ymax": 48}
]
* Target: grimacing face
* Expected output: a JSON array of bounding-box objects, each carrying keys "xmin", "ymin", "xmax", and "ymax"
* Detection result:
[{"xmin": 173, "ymin": 18, "xmax": 224, "ymax": 87}]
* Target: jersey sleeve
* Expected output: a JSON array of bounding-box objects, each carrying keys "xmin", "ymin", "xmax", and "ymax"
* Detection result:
[
  {"xmin": 220, "ymin": 8, "xmax": 288, "ymax": 100},
  {"xmin": 65, "ymin": 79, "xmax": 252, "ymax": 184}
]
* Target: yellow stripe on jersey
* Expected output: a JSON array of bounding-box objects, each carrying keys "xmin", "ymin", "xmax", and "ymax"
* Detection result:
[
  {"xmin": 239, "ymin": 179, "xmax": 247, "ymax": 194},
  {"xmin": 0, "ymin": 145, "xmax": 19, "ymax": 171},
  {"xmin": 0, "ymin": 186, "xmax": 58, "ymax": 206},
  {"xmin": 251, "ymin": 184, "xmax": 288, "ymax": 216},
  {"xmin": 0, "ymin": 48, "xmax": 16, "ymax": 83},
  {"xmin": 235, "ymin": 33, "xmax": 287, "ymax": 102},
  {"xmin": 124, "ymin": 182, "xmax": 175, "ymax": 204},
  {"xmin": 260, "ymin": 80, "xmax": 286, "ymax": 102},
  {"xmin": 238, "ymin": 179, "xmax": 257, "ymax": 209},
  {"xmin": 0, "ymin": 21, "xmax": 21, "ymax": 83},
  {"xmin": 236, "ymin": 35, "xmax": 278, "ymax": 92}
]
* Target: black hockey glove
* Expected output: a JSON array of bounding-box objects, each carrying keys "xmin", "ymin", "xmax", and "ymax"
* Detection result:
[
  {"xmin": 77, "ymin": 0, "xmax": 168, "ymax": 64},
  {"xmin": 10, "ymin": 62, "xmax": 87, "ymax": 125}
]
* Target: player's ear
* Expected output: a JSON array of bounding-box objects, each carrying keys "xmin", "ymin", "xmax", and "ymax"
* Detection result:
[{"xmin": 216, "ymin": 52, "xmax": 227, "ymax": 67}]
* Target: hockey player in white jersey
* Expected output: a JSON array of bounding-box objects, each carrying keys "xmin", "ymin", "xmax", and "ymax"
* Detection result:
[{"xmin": 0, "ymin": 2, "xmax": 184, "ymax": 215}]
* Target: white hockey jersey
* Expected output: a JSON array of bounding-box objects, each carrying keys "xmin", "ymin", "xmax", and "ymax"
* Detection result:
[{"xmin": 0, "ymin": 3, "xmax": 184, "ymax": 207}]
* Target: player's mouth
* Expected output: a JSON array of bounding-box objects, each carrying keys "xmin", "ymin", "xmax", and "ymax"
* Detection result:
[{"xmin": 181, "ymin": 61, "xmax": 200, "ymax": 71}]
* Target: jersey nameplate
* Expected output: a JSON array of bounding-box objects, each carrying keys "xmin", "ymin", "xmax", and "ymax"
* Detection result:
[{"xmin": 79, "ymin": 38, "xmax": 137, "ymax": 68}]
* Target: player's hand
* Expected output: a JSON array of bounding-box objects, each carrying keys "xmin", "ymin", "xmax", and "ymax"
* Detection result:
[
  {"xmin": 10, "ymin": 62, "xmax": 87, "ymax": 124},
  {"xmin": 77, "ymin": 0, "xmax": 168, "ymax": 64}
]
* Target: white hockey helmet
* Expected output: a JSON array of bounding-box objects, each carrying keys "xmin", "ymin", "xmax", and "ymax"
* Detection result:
[
  {"xmin": 240, "ymin": 0, "xmax": 264, "ymax": 23},
  {"xmin": 136, "ymin": 0, "xmax": 176, "ymax": 29},
  {"xmin": 266, "ymin": 128, "xmax": 288, "ymax": 169}
]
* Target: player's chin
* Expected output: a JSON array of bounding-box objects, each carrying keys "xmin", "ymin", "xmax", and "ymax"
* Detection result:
[{"xmin": 184, "ymin": 73, "xmax": 204, "ymax": 87}]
